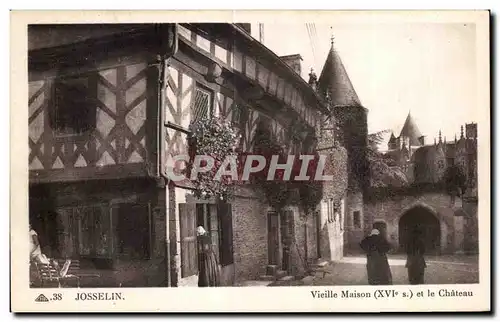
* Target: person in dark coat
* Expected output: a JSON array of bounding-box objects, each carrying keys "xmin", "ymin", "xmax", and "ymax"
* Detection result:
[
  {"xmin": 405, "ymin": 227, "xmax": 427, "ymax": 285},
  {"xmin": 196, "ymin": 226, "xmax": 221, "ymax": 287},
  {"xmin": 360, "ymin": 229, "xmax": 393, "ymax": 285}
]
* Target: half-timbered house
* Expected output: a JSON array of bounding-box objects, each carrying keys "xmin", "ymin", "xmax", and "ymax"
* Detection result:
[{"xmin": 28, "ymin": 23, "xmax": 344, "ymax": 287}]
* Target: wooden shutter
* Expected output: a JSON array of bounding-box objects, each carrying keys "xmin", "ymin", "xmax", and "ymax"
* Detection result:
[
  {"xmin": 179, "ymin": 203, "xmax": 198, "ymax": 277},
  {"xmin": 208, "ymin": 204, "xmax": 220, "ymax": 261},
  {"xmin": 217, "ymin": 203, "xmax": 234, "ymax": 266},
  {"xmin": 110, "ymin": 204, "xmax": 119, "ymax": 259},
  {"xmin": 114, "ymin": 203, "xmax": 151, "ymax": 260}
]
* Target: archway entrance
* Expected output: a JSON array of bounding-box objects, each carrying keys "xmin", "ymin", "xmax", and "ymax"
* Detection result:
[{"xmin": 399, "ymin": 206, "xmax": 441, "ymax": 254}]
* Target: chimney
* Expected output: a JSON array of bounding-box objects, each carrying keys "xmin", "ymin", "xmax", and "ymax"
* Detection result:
[
  {"xmin": 308, "ymin": 68, "xmax": 318, "ymax": 91},
  {"xmin": 259, "ymin": 23, "xmax": 264, "ymax": 44},
  {"xmin": 279, "ymin": 54, "xmax": 303, "ymax": 77}
]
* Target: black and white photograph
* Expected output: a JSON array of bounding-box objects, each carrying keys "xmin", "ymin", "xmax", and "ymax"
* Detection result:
[{"xmin": 11, "ymin": 10, "xmax": 490, "ymax": 312}]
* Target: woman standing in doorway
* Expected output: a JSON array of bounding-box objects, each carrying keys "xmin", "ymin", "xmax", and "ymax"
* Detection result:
[
  {"xmin": 406, "ymin": 227, "xmax": 427, "ymax": 284},
  {"xmin": 196, "ymin": 226, "xmax": 221, "ymax": 287}
]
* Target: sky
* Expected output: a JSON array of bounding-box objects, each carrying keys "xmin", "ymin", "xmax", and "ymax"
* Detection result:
[{"xmin": 251, "ymin": 22, "xmax": 478, "ymax": 147}]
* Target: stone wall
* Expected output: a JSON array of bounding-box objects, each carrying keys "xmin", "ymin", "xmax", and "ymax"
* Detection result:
[
  {"xmin": 363, "ymin": 191, "xmax": 477, "ymax": 254},
  {"xmin": 231, "ymin": 186, "xmax": 269, "ymax": 282},
  {"xmin": 344, "ymin": 191, "xmax": 365, "ymax": 252}
]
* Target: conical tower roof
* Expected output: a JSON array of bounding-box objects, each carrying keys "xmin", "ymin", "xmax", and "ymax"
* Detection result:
[
  {"xmin": 318, "ymin": 43, "xmax": 362, "ymax": 107},
  {"xmin": 399, "ymin": 112, "xmax": 423, "ymax": 146}
]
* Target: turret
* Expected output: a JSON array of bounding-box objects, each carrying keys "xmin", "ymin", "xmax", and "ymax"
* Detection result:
[
  {"xmin": 388, "ymin": 132, "xmax": 397, "ymax": 150},
  {"xmin": 317, "ymin": 36, "xmax": 368, "ymax": 191},
  {"xmin": 399, "ymin": 111, "xmax": 423, "ymax": 148}
]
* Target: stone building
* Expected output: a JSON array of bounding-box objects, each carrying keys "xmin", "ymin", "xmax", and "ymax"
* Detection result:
[
  {"xmin": 363, "ymin": 114, "xmax": 479, "ymax": 254},
  {"xmin": 28, "ymin": 23, "xmax": 353, "ymax": 287},
  {"xmin": 309, "ymin": 39, "xmax": 369, "ymax": 253}
]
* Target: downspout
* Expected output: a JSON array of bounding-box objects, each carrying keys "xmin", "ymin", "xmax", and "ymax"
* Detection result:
[{"xmin": 155, "ymin": 23, "xmax": 178, "ymax": 287}]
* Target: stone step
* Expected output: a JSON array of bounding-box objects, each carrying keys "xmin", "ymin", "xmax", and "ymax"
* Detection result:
[
  {"xmin": 237, "ymin": 280, "xmax": 274, "ymax": 287},
  {"xmin": 266, "ymin": 265, "xmax": 278, "ymax": 276},
  {"xmin": 311, "ymin": 260, "xmax": 329, "ymax": 268},
  {"xmin": 259, "ymin": 275, "xmax": 276, "ymax": 281},
  {"xmin": 279, "ymin": 275, "xmax": 294, "ymax": 282},
  {"xmin": 276, "ymin": 270, "xmax": 287, "ymax": 279},
  {"xmin": 301, "ymin": 276, "xmax": 315, "ymax": 285}
]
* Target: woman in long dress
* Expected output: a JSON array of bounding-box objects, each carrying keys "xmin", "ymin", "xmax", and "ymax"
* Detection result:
[
  {"xmin": 196, "ymin": 226, "xmax": 221, "ymax": 287},
  {"xmin": 360, "ymin": 229, "xmax": 393, "ymax": 285},
  {"xmin": 406, "ymin": 227, "xmax": 427, "ymax": 284}
]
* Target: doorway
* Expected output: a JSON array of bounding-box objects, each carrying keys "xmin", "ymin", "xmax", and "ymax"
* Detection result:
[
  {"xmin": 315, "ymin": 211, "xmax": 321, "ymax": 259},
  {"xmin": 280, "ymin": 210, "xmax": 294, "ymax": 272},
  {"xmin": 399, "ymin": 206, "xmax": 441, "ymax": 254},
  {"xmin": 267, "ymin": 212, "xmax": 280, "ymax": 266}
]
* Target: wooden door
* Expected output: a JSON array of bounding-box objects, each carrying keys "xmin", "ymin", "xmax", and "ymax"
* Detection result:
[
  {"xmin": 179, "ymin": 203, "xmax": 198, "ymax": 278},
  {"xmin": 280, "ymin": 210, "xmax": 294, "ymax": 271},
  {"xmin": 267, "ymin": 212, "xmax": 280, "ymax": 265}
]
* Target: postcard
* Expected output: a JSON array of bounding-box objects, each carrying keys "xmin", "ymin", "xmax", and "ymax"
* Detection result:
[{"xmin": 10, "ymin": 10, "xmax": 490, "ymax": 312}]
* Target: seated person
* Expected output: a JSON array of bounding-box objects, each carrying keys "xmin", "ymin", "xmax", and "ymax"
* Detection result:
[{"xmin": 30, "ymin": 225, "xmax": 71, "ymax": 277}]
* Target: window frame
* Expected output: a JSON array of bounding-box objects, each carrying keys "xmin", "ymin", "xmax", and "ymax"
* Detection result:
[
  {"xmin": 49, "ymin": 73, "xmax": 98, "ymax": 138},
  {"xmin": 56, "ymin": 202, "xmax": 153, "ymax": 263},
  {"xmin": 192, "ymin": 83, "xmax": 214, "ymax": 122}
]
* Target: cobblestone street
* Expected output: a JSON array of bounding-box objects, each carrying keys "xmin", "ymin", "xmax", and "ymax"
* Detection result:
[{"xmin": 270, "ymin": 255, "xmax": 479, "ymax": 286}]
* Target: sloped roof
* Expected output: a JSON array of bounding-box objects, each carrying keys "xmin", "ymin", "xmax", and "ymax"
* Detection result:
[
  {"xmin": 28, "ymin": 24, "xmax": 149, "ymax": 51},
  {"xmin": 388, "ymin": 132, "xmax": 397, "ymax": 143},
  {"xmin": 399, "ymin": 112, "xmax": 423, "ymax": 146},
  {"xmin": 317, "ymin": 45, "xmax": 362, "ymax": 107}
]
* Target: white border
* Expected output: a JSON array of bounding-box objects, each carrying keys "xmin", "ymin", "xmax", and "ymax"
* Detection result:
[{"xmin": 7, "ymin": 8, "xmax": 493, "ymax": 314}]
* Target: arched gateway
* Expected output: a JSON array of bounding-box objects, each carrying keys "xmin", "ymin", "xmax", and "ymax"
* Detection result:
[{"xmin": 398, "ymin": 206, "xmax": 441, "ymax": 254}]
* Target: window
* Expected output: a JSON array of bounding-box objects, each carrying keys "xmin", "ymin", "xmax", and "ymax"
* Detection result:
[
  {"xmin": 192, "ymin": 85, "xmax": 212, "ymax": 122},
  {"xmin": 69, "ymin": 205, "xmax": 113, "ymax": 258},
  {"xmin": 353, "ymin": 211, "xmax": 361, "ymax": 229},
  {"xmin": 57, "ymin": 203, "xmax": 152, "ymax": 262},
  {"xmin": 231, "ymin": 104, "xmax": 243, "ymax": 126},
  {"xmin": 327, "ymin": 199, "xmax": 335, "ymax": 223},
  {"xmin": 50, "ymin": 74, "xmax": 97, "ymax": 136},
  {"xmin": 114, "ymin": 203, "xmax": 152, "ymax": 259}
]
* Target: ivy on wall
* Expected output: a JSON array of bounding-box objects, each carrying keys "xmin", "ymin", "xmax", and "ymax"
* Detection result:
[{"xmin": 187, "ymin": 116, "xmax": 241, "ymax": 200}]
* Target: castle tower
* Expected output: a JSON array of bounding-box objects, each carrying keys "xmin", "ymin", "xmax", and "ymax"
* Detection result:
[
  {"xmin": 317, "ymin": 35, "xmax": 369, "ymax": 245},
  {"xmin": 399, "ymin": 111, "xmax": 424, "ymax": 153},
  {"xmin": 317, "ymin": 36, "xmax": 368, "ymax": 185},
  {"xmin": 388, "ymin": 132, "xmax": 397, "ymax": 151}
]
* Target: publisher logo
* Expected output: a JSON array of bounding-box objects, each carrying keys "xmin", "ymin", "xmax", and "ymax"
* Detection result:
[{"xmin": 34, "ymin": 294, "xmax": 49, "ymax": 303}]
